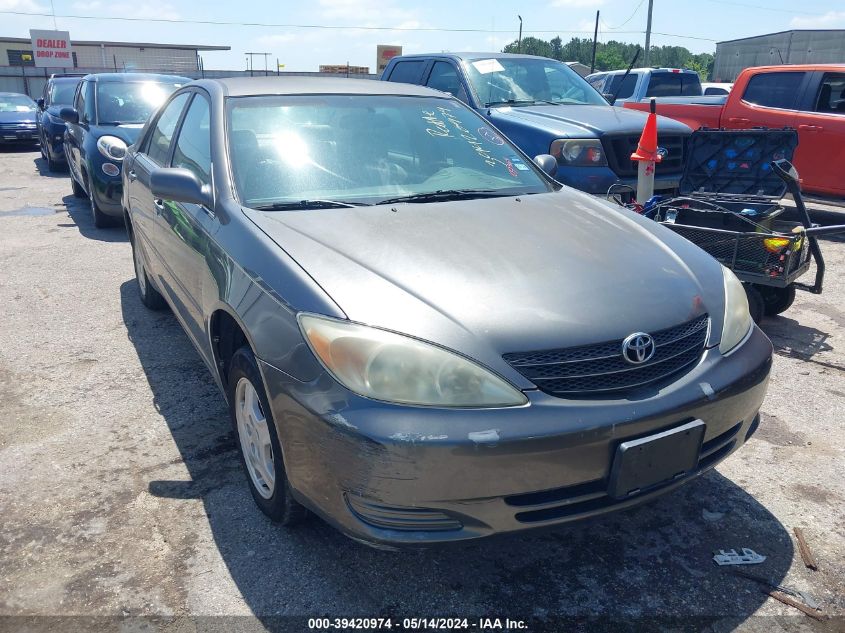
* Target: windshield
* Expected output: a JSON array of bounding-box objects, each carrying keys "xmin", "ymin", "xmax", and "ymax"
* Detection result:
[
  {"xmin": 96, "ymin": 81, "xmax": 183, "ymax": 125},
  {"xmin": 50, "ymin": 80, "xmax": 80, "ymax": 106},
  {"xmin": 463, "ymin": 57, "xmax": 608, "ymax": 107},
  {"xmin": 0, "ymin": 95, "xmax": 36, "ymax": 113},
  {"xmin": 227, "ymin": 95, "xmax": 553, "ymax": 208}
]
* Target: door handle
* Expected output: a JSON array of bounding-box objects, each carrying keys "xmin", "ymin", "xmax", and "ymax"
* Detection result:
[
  {"xmin": 153, "ymin": 198, "xmax": 165, "ymax": 215},
  {"xmin": 728, "ymin": 117, "xmax": 750, "ymax": 124},
  {"xmin": 128, "ymin": 169, "xmax": 137, "ymax": 181},
  {"xmin": 798, "ymin": 124, "xmax": 823, "ymax": 132}
]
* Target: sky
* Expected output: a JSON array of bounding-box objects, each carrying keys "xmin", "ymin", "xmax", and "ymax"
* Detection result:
[{"xmin": 1, "ymin": 0, "xmax": 844, "ymax": 72}]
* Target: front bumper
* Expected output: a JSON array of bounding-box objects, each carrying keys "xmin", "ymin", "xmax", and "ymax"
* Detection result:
[
  {"xmin": 260, "ymin": 325, "xmax": 772, "ymax": 547},
  {"xmin": 558, "ymin": 164, "xmax": 681, "ymax": 195},
  {"xmin": 0, "ymin": 127, "xmax": 38, "ymax": 144},
  {"xmin": 89, "ymin": 163, "xmax": 124, "ymax": 216}
]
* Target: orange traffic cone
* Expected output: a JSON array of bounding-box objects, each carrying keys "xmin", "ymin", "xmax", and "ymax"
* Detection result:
[{"xmin": 631, "ymin": 110, "xmax": 662, "ymax": 163}]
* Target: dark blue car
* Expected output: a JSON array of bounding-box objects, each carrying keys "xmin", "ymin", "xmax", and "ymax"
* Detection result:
[
  {"xmin": 36, "ymin": 74, "xmax": 82, "ymax": 170},
  {"xmin": 0, "ymin": 92, "xmax": 39, "ymax": 146},
  {"xmin": 61, "ymin": 73, "xmax": 189, "ymax": 227},
  {"xmin": 382, "ymin": 53, "xmax": 692, "ymax": 197}
]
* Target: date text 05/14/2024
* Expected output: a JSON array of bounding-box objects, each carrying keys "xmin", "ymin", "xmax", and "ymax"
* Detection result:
[{"xmin": 308, "ymin": 618, "xmax": 528, "ymax": 630}]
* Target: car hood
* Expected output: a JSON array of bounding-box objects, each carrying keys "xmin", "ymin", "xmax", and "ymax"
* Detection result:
[
  {"xmin": 244, "ymin": 190, "xmax": 726, "ymax": 368},
  {"xmin": 0, "ymin": 110, "xmax": 36, "ymax": 124},
  {"xmin": 89, "ymin": 123, "xmax": 144, "ymax": 144},
  {"xmin": 487, "ymin": 104, "xmax": 692, "ymax": 138}
]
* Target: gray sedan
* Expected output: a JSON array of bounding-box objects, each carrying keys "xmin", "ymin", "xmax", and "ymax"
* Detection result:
[{"xmin": 122, "ymin": 77, "xmax": 772, "ymax": 548}]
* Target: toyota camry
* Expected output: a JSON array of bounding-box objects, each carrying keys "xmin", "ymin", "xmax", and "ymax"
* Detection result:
[{"xmin": 122, "ymin": 77, "xmax": 772, "ymax": 548}]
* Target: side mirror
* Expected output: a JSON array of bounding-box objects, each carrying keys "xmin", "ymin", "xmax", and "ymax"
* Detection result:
[
  {"xmin": 36, "ymin": 98, "xmax": 45, "ymax": 110},
  {"xmin": 59, "ymin": 107, "xmax": 79, "ymax": 124},
  {"xmin": 150, "ymin": 167, "xmax": 213, "ymax": 208},
  {"xmin": 533, "ymin": 154, "xmax": 558, "ymax": 179},
  {"xmin": 602, "ymin": 92, "xmax": 617, "ymax": 105}
]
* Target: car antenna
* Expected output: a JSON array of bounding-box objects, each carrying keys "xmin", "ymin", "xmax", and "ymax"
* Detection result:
[{"xmin": 608, "ymin": 46, "xmax": 641, "ymax": 105}]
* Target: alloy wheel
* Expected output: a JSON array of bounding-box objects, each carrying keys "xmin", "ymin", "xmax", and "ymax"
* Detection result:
[{"xmin": 235, "ymin": 377, "xmax": 275, "ymax": 499}]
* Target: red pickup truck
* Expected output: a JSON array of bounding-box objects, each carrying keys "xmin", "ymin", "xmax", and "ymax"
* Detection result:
[{"xmin": 624, "ymin": 65, "xmax": 845, "ymax": 200}]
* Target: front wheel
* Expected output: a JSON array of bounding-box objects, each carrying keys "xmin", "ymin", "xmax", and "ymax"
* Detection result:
[
  {"xmin": 744, "ymin": 284, "xmax": 765, "ymax": 324},
  {"xmin": 761, "ymin": 285, "xmax": 796, "ymax": 316},
  {"xmin": 228, "ymin": 346, "xmax": 308, "ymax": 526},
  {"xmin": 71, "ymin": 173, "xmax": 86, "ymax": 198},
  {"xmin": 88, "ymin": 177, "xmax": 114, "ymax": 228}
]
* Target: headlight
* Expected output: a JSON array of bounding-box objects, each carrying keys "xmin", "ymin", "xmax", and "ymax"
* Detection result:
[
  {"xmin": 719, "ymin": 266, "xmax": 753, "ymax": 355},
  {"xmin": 97, "ymin": 135, "xmax": 127, "ymax": 161},
  {"xmin": 550, "ymin": 139, "xmax": 607, "ymax": 166},
  {"xmin": 299, "ymin": 314, "xmax": 528, "ymax": 408}
]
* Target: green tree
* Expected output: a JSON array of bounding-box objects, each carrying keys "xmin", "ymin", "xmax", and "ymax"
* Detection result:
[
  {"xmin": 550, "ymin": 36, "xmax": 563, "ymax": 61},
  {"xmin": 502, "ymin": 36, "xmax": 553, "ymax": 58}
]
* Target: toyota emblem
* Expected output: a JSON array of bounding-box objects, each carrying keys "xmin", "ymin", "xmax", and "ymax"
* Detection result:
[{"xmin": 622, "ymin": 332, "xmax": 656, "ymax": 365}]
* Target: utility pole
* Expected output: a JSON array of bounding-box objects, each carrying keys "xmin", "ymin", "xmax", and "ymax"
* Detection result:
[
  {"xmin": 643, "ymin": 0, "xmax": 654, "ymax": 67},
  {"xmin": 590, "ymin": 10, "xmax": 599, "ymax": 73},
  {"xmin": 517, "ymin": 15, "xmax": 523, "ymax": 53}
]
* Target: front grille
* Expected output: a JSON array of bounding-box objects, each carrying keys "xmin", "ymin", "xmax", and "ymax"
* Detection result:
[
  {"xmin": 505, "ymin": 419, "xmax": 744, "ymax": 524},
  {"xmin": 604, "ymin": 133, "xmax": 686, "ymax": 178},
  {"xmin": 0, "ymin": 123, "xmax": 36, "ymax": 130},
  {"xmin": 504, "ymin": 314, "xmax": 709, "ymax": 397}
]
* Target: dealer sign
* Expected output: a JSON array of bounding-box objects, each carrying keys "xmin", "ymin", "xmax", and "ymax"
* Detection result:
[{"xmin": 29, "ymin": 29, "xmax": 74, "ymax": 68}]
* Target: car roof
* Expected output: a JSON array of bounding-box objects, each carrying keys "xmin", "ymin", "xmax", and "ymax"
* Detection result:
[
  {"xmin": 49, "ymin": 76, "xmax": 82, "ymax": 83},
  {"xmin": 390, "ymin": 52, "xmax": 556, "ymax": 63},
  {"xmin": 741, "ymin": 63, "xmax": 845, "ymax": 72},
  {"xmin": 202, "ymin": 76, "xmax": 447, "ymax": 98},
  {"xmin": 81, "ymin": 72, "xmax": 191, "ymax": 83},
  {"xmin": 0, "ymin": 92, "xmax": 33, "ymax": 98}
]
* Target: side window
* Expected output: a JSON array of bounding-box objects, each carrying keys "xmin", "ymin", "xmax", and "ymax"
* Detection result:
[
  {"xmin": 75, "ymin": 81, "xmax": 86, "ymax": 120},
  {"xmin": 82, "ymin": 81, "xmax": 96, "ymax": 123},
  {"xmin": 742, "ymin": 72, "xmax": 805, "ymax": 110},
  {"xmin": 813, "ymin": 73, "xmax": 845, "ymax": 114},
  {"xmin": 587, "ymin": 75, "xmax": 605, "ymax": 90},
  {"xmin": 146, "ymin": 92, "xmax": 191, "ymax": 166},
  {"xmin": 426, "ymin": 62, "xmax": 468, "ymax": 102},
  {"xmin": 387, "ymin": 61, "xmax": 426, "ymax": 85},
  {"xmin": 172, "ymin": 95, "xmax": 211, "ymax": 183}
]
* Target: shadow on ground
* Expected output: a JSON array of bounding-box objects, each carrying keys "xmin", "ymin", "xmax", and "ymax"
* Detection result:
[
  {"xmin": 119, "ymin": 280, "xmax": 793, "ymax": 626},
  {"xmin": 32, "ymin": 153, "xmax": 69, "ymax": 179},
  {"xmin": 60, "ymin": 193, "xmax": 128, "ymax": 243}
]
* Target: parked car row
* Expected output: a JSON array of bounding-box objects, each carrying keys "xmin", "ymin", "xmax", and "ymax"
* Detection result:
[{"xmin": 6, "ymin": 65, "xmax": 771, "ymax": 549}]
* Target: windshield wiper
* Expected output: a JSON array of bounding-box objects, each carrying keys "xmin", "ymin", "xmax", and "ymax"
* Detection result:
[
  {"xmin": 484, "ymin": 99, "xmax": 537, "ymax": 108},
  {"xmin": 377, "ymin": 189, "xmax": 509, "ymax": 205},
  {"xmin": 251, "ymin": 199, "xmax": 370, "ymax": 211}
]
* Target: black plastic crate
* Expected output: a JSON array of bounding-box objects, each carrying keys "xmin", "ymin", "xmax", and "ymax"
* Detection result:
[{"xmin": 679, "ymin": 128, "xmax": 798, "ymax": 197}]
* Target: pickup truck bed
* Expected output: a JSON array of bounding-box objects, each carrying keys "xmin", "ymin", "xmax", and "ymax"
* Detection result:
[{"xmin": 624, "ymin": 64, "xmax": 845, "ymax": 199}]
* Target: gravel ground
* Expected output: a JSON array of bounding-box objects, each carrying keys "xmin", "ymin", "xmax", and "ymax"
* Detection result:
[{"xmin": 0, "ymin": 147, "xmax": 843, "ymax": 632}]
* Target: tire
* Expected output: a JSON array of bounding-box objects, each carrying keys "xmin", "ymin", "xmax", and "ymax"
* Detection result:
[
  {"xmin": 744, "ymin": 284, "xmax": 765, "ymax": 324},
  {"xmin": 71, "ymin": 173, "xmax": 86, "ymax": 198},
  {"xmin": 228, "ymin": 346, "xmax": 308, "ymax": 526},
  {"xmin": 130, "ymin": 227, "xmax": 167, "ymax": 311},
  {"xmin": 47, "ymin": 151, "xmax": 59, "ymax": 172},
  {"xmin": 761, "ymin": 285, "xmax": 796, "ymax": 317},
  {"xmin": 88, "ymin": 176, "xmax": 114, "ymax": 228}
]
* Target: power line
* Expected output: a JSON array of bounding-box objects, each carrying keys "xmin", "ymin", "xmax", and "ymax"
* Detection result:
[
  {"xmin": 603, "ymin": 0, "xmax": 648, "ymax": 30},
  {"xmin": 0, "ymin": 9, "xmax": 718, "ymax": 42}
]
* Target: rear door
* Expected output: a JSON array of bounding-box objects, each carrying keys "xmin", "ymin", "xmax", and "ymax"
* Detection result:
[
  {"xmin": 384, "ymin": 59, "xmax": 430, "ymax": 86},
  {"xmin": 726, "ymin": 70, "xmax": 810, "ymax": 130},
  {"xmin": 792, "ymin": 71, "xmax": 845, "ymax": 196}
]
